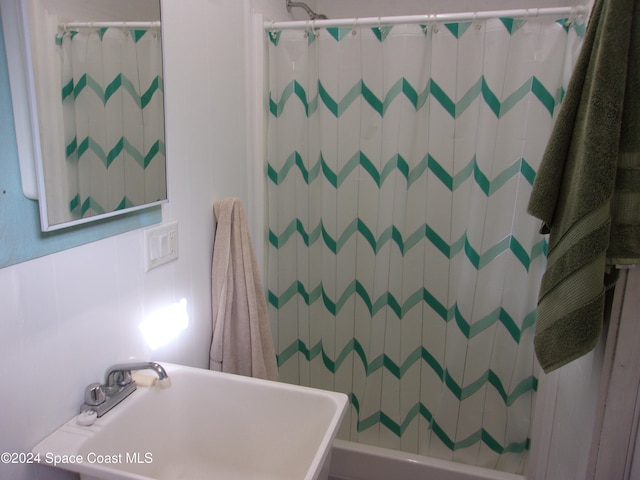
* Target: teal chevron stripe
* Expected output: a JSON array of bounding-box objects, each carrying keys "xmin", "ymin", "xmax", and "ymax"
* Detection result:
[
  {"xmin": 530, "ymin": 76, "xmax": 556, "ymax": 116},
  {"xmin": 104, "ymin": 74, "xmax": 123, "ymax": 103},
  {"xmin": 80, "ymin": 196, "xmax": 106, "ymax": 216},
  {"xmin": 63, "ymin": 73, "xmax": 163, "ymax": 108},
  {"xmin": 269, "ymin": 215, "xmax": 547, "ymax": 272},
  {"xmin": 67, "ymin": 136, "xmax": 165, "ymax": 169},
  {"xmin": 555, "ymin": 18, "xmax": 587, "ymax": 36},
  {"xmin": 65, "ymin": 137, "xmax": 78, "ymax": 159},
  {"xmin": 351, "ymin": 396, "xmax": 530, "ymax": 455},
  {"xmin": 500, "ymin": 78, "xmax": 534, "ymax": 115},
  {"xmin": 269, "ymin": 79, "xmax": 316, "ymax": 117},
  {"xmin": 131, "ymin": 29, "xmax": 148, "ymax": 43},
  {"xmin": 74, "ymin": 136, "xmax": 120, "ymax": 168},
  {"xmin": 454, "ymin": 305, "xmax": 523, "ymax": 342},
  {"xmin": 319, "ymin": 80, "xmax": 364, "ymax": 117},
  {"xmin": 140, "ymin": 140, "xmax": 166, "ymax": 168},
  {"xmin": 371, "ymin": 26, "xmax": 392, "ymax": 41},
  {"xmin": 531, "ymin": 236, "xmax": 548, "ymax": 259},
  {"xmin": 267, "ymin": 30, "xmax": 281, "ymax": 46},
  {"xmin": 69, "ymin": 194, "xmax": 80, "ymax": 213},
  {"xmin": 116, "ymin": 197, "xmax": 135, "ymax": 210},
  {"xmin": 269, "ymin": 280, "xmax": 538, "ymax": 342},
  {"xmin": 480, "ymin": 77, "xmax": 501, "ymax": 116},
  {"xmin": 140, "ymin": 76, "xmax": 163, "ymax": 109},
  {"xmin": 61, "ymin": 78, "xmax": 74, "ymax": 102},
  {"xmin": 444, "ymin": 22, "xmax": 472, "ymax": 39},
  {"xmin": 400, "ymin": 78, "xmax": 429, "ymax": 111},
  {"xmin": 268, "ymin": 151, "xmax": 537, "ymax": 196},
  {"xmin": 276, "ymin": 338, "xmax": 537, "ymax": 403},
  {"xmin": 454, "ymin": 77, "xmax": 483, "ymax": 116},
  {"xmin": 278, "ymin": 339, "xmax": 534, "ymax": 451},
  {"xmin": 428, "ymin": 78, "xmax": 457, "ymax": 116},
  {"xmin": 445, "ymin": 365, "xmax": 537, "ymax": 405},
  {"xmin": 74, "ymin": 195, "xmax": 142, "ymax": 215},
  {"xmin": 327, "ymin": 27, "xmax": 353, "ymax": 41},
  {"xmin": 499, "ymin": 18, "xmax": 526, "ymax": 35},
  {"xmin": 270, "ymin": 75, "xmax": 559, "ymax": 119}
]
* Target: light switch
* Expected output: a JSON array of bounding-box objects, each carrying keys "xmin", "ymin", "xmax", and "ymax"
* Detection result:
[
  {"xmin": 150, "ymin": 235, "xmax": 162, "ymax": 260},
  {"xmin": 144, "ymin": 221, "xmax": 179, "ymax": 271}
]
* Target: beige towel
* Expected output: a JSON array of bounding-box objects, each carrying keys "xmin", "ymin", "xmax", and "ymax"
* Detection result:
[{"xmin": 209, "ymin": 198, "xmax": 278, "ymax": 381}]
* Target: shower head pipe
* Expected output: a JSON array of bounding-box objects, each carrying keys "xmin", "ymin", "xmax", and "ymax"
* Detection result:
[{"xmin": 286, "ymin": 0, "xmax": 327, "ymax": 20}]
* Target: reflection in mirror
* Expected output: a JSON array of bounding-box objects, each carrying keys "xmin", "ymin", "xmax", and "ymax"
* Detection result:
[{"xmin": 21, "ymin": 0, "xmax": 167, "ymax": 230}]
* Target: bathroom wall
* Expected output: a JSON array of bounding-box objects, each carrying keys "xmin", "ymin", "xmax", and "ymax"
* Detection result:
[{"xmin": 0, "ymin": 1, "xmax": 287, "ymax": 479}]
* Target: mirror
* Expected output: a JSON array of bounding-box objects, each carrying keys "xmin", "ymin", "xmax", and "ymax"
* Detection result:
[{"xmin": 9, "ymin": 0, "xmax": 167, "ymax": 231}]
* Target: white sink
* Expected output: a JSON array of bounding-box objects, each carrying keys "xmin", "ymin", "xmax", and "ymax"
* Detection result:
[{"xmin": 33, "ymin": 363, "xmax": 348, "ymax": 480}]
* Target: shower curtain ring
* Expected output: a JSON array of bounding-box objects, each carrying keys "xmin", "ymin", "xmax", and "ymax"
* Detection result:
[
  {"xmin": 428, "ymin": 14, "xmax": 437, "ymax": 33},
  {"xmin": 352, "ymin": 18, "xmax": 358, "ymax": 36},
  {"xmin": 473, "ymin": 12, "xmax": 481, "ymax": 30},
  {"xmin": 421, "ymin": 16, "xmax": 428, "ymax": 34},
  {"xmin": 567, "ymin": 5, "xmax": 578, "ymax": 27},
  {"xmin": 576, "ymin": 4, "xmax": 587, "ymax": 23},
  {"xmin": 268, "ymin": 20, "xmax": 280, "ymax": 42}
]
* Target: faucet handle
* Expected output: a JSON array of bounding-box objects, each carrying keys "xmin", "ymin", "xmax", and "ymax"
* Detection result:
[
  {"xmin": 114, "ymin": 370, "xmax": 132, "ymax": 386},
  {"xmin": 105, "ymin": 369, "xmax": 133, "ymax": 388},
  {"xmin": 84, "ymin": 382, "xmax": 106, "ymax": 406}
]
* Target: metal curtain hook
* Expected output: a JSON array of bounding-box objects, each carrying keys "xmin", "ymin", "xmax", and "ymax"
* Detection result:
[{"xmin": 474, "ymin": 12, "xmax": 481, "ymax": 30}]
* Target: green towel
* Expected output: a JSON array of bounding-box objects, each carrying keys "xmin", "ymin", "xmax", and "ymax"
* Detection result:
[{"xmin": 527, "ymin": 0, "xmax": 640, "ymax": 373}]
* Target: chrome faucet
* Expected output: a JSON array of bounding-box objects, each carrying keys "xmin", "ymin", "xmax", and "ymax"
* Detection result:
[{"xmin": 81, "ymin": 361, "xmax": 170, "ymax": 417}]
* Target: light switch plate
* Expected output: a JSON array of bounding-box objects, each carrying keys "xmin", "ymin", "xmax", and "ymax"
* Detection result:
[{"xmin": 144, "ymin": 221, "xmax": 178, "ymax": 271}]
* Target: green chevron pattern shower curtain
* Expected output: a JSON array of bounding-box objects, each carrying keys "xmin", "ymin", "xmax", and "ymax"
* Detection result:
[
  {"xmin": 59, "ymin": 26, "xmax": 165, "ymax": 221},
  {"xmin": 266, "ymin": 16, "xmax": 583, "ymax": 473}
]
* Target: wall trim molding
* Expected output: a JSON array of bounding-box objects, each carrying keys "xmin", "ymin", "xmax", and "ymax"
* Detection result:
[{"xmin": 587, "ymin": 268, "xmax": 640, "ymax": 479}]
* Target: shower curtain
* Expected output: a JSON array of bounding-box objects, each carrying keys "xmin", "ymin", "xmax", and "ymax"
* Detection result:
[
  {"xmin": 266, "ymin": 15, "xmax": 583, "ymax": 473},
  {"xmin": 59, "ymin": 26, "xmax": 166, "ymax": 220}
]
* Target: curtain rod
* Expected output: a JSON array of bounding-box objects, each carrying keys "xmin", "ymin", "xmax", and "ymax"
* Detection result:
[
  {"xmin": 264, "ymin": 6, "xmax": 588, "ymax": 30},
  {"xmin": 60, "ymin": 21, "xmax": 160, "ymax": 29}
]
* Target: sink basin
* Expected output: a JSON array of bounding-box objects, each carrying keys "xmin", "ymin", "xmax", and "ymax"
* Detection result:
[{"xmin": 32, "ymin": 363, "xmax": 348, "ymax": 480}]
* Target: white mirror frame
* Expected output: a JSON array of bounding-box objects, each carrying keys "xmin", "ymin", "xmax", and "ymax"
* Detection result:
[
  {"xmin": 1, "ymin": 0, "xmax": 41, "ymax": 201},
  {"xmin": 1, "ymin": 0, "xmax": 168, "ymax": 232}
]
